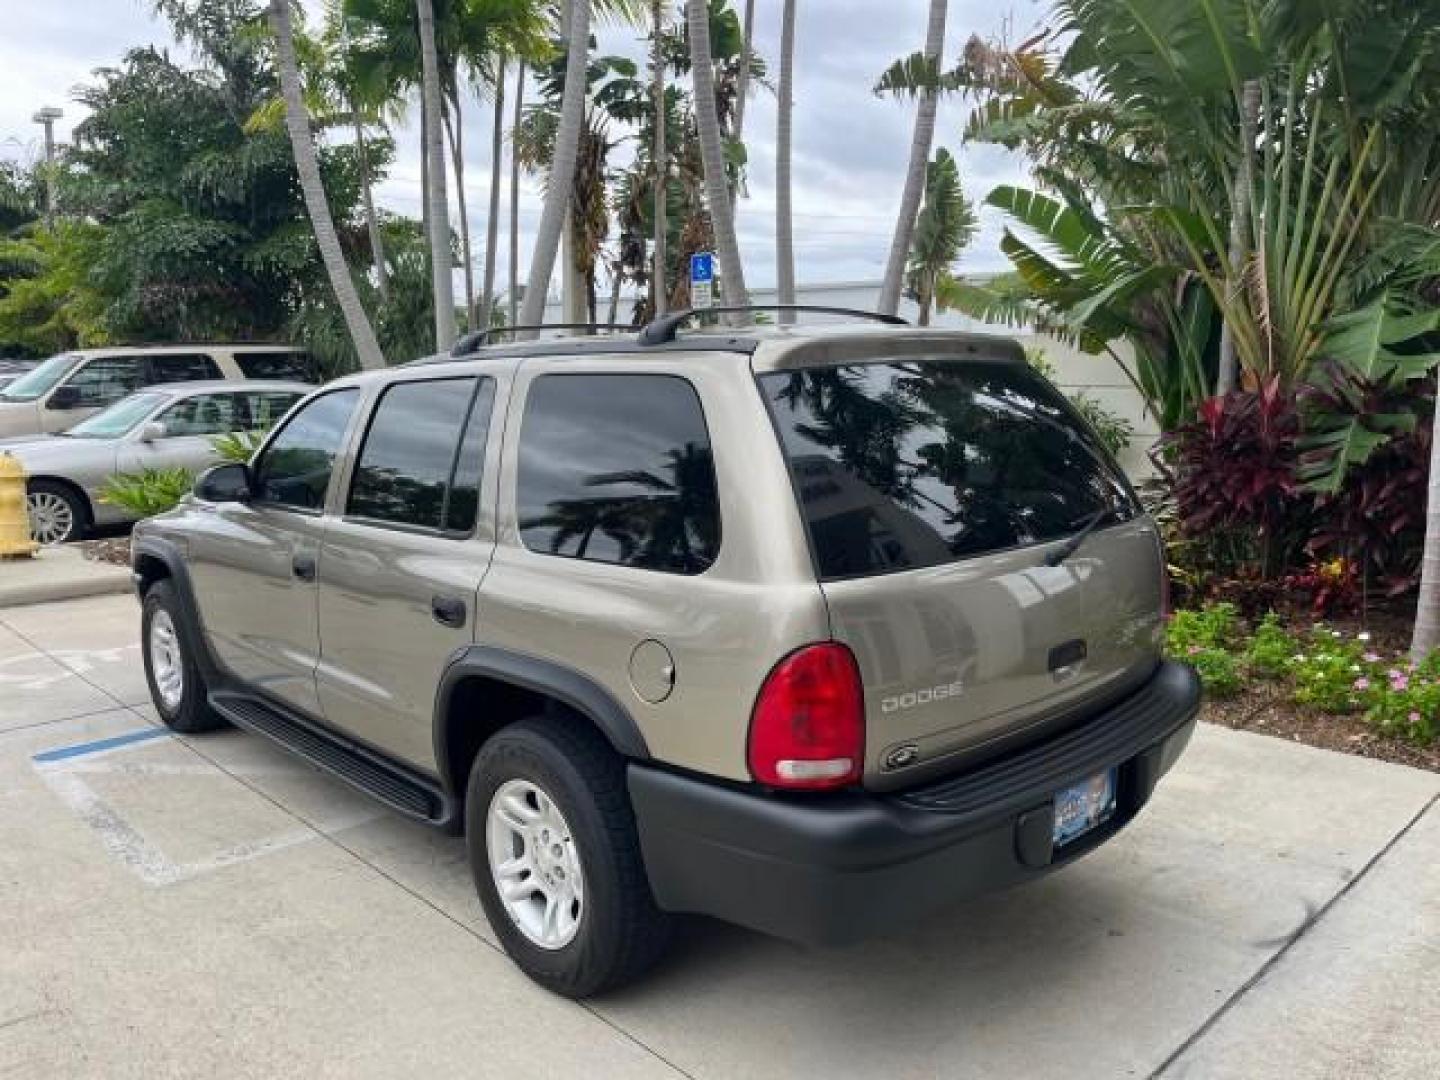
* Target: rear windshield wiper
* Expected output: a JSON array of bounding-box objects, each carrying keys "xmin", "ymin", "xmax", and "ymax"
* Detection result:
[{"xmin": 1044, "ymin": 508, "xmax": 1112, "ymax": 567}]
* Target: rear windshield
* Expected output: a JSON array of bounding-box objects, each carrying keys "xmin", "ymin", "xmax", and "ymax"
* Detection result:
[{"xmin": 758, "ymin": 358, "xmax": 1138, "ymax": 580}]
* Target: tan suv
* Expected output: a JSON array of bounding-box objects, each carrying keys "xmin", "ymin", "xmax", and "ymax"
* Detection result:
[{"xmin": 131, "ymin": 311, "xmax": 1200, "ymax": 997}]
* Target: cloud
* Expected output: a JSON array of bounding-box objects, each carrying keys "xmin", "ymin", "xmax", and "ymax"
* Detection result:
[{"xmin": 2, "ymin": 0, "xmax": 1043, "ymax": 292}]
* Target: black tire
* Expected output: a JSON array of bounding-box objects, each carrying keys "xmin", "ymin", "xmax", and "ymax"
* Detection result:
[
  {"xmin": 141, "ymin": 580, "xmax": 226, "ymax": 734},
  {"xmin": 26, "ymin": 479, "xmax": 89, "ymax": 545},
  {"xmin": 466, "ymin": 716, "xmax": 672, "ymax": 998}
]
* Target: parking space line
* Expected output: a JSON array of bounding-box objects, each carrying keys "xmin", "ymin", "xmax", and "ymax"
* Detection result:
[{"xmin": 31, "ymin": 727, "xmax": 169, "ymax": 764}]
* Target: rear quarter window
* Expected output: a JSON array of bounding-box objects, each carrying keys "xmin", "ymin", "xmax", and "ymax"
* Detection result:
[
  {"xmin": 516, "ymin": 374, "xmax": 721, "ymax": 575},
  {"xmin": 759, "ymin": 358, "xmax": 1137, "ymax": 580},
  {"xmin": 235, "ymin": 351, "xmax": 318, "ymax": 382}
]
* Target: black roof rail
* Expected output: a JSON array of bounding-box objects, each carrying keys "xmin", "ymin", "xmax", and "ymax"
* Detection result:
[
  {"xmin": 450, "ymin": 323, "xmax": 636, "ymax": 357},
  {"xmin": 637, "ymin": 305, "xmax": 907, "ymax": 346}
]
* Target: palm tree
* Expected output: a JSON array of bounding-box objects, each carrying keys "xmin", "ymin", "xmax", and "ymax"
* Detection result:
[
  {"xmin": 269, "ymin": 0, "xmax": 386, "ymax": 369},
  {"xmin": 1414, "ymin": 413, "xmax": 1440, "ymax": 658},
  {"xmin": 519, "ymin": 0, "xmax": 591, "ymax": 331},
  {"xmin": 775, "ymin": 0, "xmax": 796, "ymax": 323},
  {"xmin": 906, "ymin": 148, "xmax": 975, "ymax": 325},
  {"xmin": 651, "ymin": 0, "xmax": 668, "ymax": 317},
  {"xmin": 688, "ymin": 0, "xmax": 747, "ymax": 312},
  {"xmin": 877, "ymin": 0, "xmax": 947, "ymax": 318},
  {"xmin": 509, "ymin": 61, "xmax": 525, "ymax": 326},
  {"xmin": 416, "ymin": 0, "xmax": 457, "ymax": 350},
  {"xmin": 480, "ymin": 54, "xmax": 507, "ymax": 328}
]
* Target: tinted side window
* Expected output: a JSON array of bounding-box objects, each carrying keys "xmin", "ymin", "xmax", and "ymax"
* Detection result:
[
  {"xmin": 58, "ymin": 357, "xmax": 143, "ymax": 408},
  {"xmin": 236, "ymin": 352, "xmax": 317, "ymax": 382},
  {"xmin": 517, "ymin": 375, "xmax": 720, "ymax": 574},
  {"xmin": 254, "ymin": 389, "xmax": 360, "ymax": 511},
  {"xmin": 347, "ymin": 378, "xmax": 492, "ymax": 532},
  {"xmin": 241, "ymin": 391, "xmax": 302, "ymax": 430},
  {"xmin": 445, "ymin": 380, "xmax": 496, "ymax": 533},
  {"xmin": 157, "ymin": 393, "xmax": 240, "ymax": 436},
  {"xmin": 144, "ymin": 354, "xmax": 222, "ymax": 383}
]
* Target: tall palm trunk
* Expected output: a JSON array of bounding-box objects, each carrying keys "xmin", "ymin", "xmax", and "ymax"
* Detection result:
[
  {"xmin": 352, "ymin": 110, "xmax": 389, "ymax": 304},
  {"xmin": 1217, "ymin": 78, "xmax": 1261, "ymax": 395},
  {"xmin": 775, "ymin": 0, "xmax": 796, "ymax": 324},
  {"xmin": 730, "ymin": 0, "xmax": 755, "ymax": 205},
  {"xmin": 519, "ymin": 0, "xmax": 592, "ymax": 333},
  {"xmin": 877, "ymin": 0, "xmax": 947, "ymax": 317},
  {"xmin": 1412, "ymin": 405, "xmax": 1440, "ymax": 659},
  {"xmin": 444, "ymin": 97, "xmax": 478, "ymax": 329},
  {"xmin": 651, "ymin": 0, "xmax": 668, "ymax": 317},
  {"xmin": 417, "ymin": 0, "xmax": 457, "ymax": 351},
  {"xmin": 269, "ymin": 0, "xmax": 385, "ymax": 370},
  {"xmin": 480, "ymin": 56, "xmax": 507, "ymax": 330},
  {"xmin": 509, "ymin": 63, "xmax": 525, "ymax": 327},
  {"xmin": 688, "ymin": 0, "xmax": 748, "ymax": 314}
]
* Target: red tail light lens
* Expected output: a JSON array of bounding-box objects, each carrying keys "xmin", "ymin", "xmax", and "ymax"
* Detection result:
[{"xmin": 748, "ymin": 643, "xmax": 865, "ymax": 791}]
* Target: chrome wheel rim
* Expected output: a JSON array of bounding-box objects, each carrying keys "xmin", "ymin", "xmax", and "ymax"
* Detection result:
[
  {"xmin": 485, "ymin": 779, "xmax": 585, "ymax": 950},
  {"xmin": 27, "ymin": 491, "xmax": 74, "ymax": 545},
  {"xmin": 148, "ymin": 609, "xmax": 185, "ymax": 711}
]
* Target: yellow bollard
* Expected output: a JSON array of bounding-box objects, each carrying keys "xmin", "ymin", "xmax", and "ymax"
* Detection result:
[{"xmin": 0, "ymin": 453, "xmax": 38, "ymax": 558}]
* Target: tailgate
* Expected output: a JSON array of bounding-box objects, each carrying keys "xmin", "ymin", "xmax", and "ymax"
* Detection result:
[{"xmin": 822, "ymin": 517, "xmax": 1165, "ymax": 790}]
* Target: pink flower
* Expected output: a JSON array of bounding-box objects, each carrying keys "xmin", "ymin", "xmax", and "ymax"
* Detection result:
[
  {"xmin": 1363, "ymin": 652, "xmax": 1381, "ymax": 663},
  {"xmin": 1353, "ymin": 677, "xmax": 1371, "ymax": 691},
  {"xmin": 1410, "ymin": 711, "xmax": 1422, "ymax": 724},
  {"xmin": 1187, "ymin": 645, "xmax": 1202, "ymax": 656},
  {"xmin": 1391, "ymin": 674, "xmax": 1410, "ymax": 691}
]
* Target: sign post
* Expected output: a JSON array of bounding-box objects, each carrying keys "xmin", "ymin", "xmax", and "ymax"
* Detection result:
[{"xmin": 689, "ymin": 252, "xmax": 715, "ymax": 310}]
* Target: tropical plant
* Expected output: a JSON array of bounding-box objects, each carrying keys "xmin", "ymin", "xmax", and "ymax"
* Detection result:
[
  {"xmin": 98, "ymin": 467, "xmax": 196, "ymax": 518},
  {"xmin": 211, "ymin": 429, "xmax": 270, "ymax": 464},
  {"xmin": 905, "ymin": 148, "xmax": 976, "ymax": 326},
  {"xmin": 875, "ymin": 0, "xmax": 947, "ymax": 317},
  {"xmin": 0, "ymin": 224, "xmax": 109, "ymax": 355},
  {"xmin": 268, "ymin": 0, "xmax": 386, "ymax": 369}
]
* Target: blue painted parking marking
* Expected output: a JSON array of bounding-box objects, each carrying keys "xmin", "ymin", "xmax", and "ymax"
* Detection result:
[{"xmin": 32, "ymin": 727, "xmax": 171, "ymax": 764}]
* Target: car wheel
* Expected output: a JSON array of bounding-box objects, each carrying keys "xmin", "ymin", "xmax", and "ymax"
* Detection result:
[
  {"xmin": 26, "ymin": 480, "xmax": 88, "ymax": 545},
  {"xmin": 141, "ymin": 580, "xmax": 226, "ymax": 734},
  {"xmin": 466, "ymin": 716, "xmax": 672, "ymax": 998}
]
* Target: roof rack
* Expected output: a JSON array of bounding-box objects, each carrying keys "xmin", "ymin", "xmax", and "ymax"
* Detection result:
[
  {"xmin": 637, "ymin": 305, "xmax": 907, "ymax": 346},
  {"xmin": 450, "ymin": 323, "xmax": 636, "ymax": 357}
]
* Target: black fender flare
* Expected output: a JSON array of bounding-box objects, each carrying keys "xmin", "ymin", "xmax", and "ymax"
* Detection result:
[
  {"xmin": 434, "ymin": 645, "xmax": 651, "ymax": 794},
  {"xmin": 130, "ymin": 536, "xmax": 226, "ymax": 686}
]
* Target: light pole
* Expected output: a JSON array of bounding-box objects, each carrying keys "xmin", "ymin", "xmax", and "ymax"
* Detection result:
[{"xmin": 31, "ymin": 106, "xmax": 63, "ymax": 229}]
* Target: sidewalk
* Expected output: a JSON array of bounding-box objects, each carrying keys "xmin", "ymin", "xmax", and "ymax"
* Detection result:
[{"xmin": 0, "ymin": 544, "xmax": 132, "ymax": 608}]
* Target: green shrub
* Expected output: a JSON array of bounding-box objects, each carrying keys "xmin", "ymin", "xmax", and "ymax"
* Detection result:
[
  {"xmin": 1187, "ymin": 646, "xmax": 1243, "ymax": 697},
  {"xmin": 1246, "ymin": 613, "xmax": 1297, "ymax": 678},
  {"xmin": 1166, "ymin": 602, "xmax": 1240, "ymax": 653},
  {"xmin": 210, "ymin": 429, "xmax": 266, "ymax": 464},
  {"xmin": 98, "ymin": 467, "xmax": 194, "ymax": 518},
  {"xmin": 1289, "ymin": 626, "xmax": 1375, "ymax": 713}
]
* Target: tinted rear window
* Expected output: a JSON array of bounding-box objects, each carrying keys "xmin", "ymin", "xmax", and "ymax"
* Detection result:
[
  {"xmin": 236, "ymin": 351, "xmax": 317, "ymax": 382},
  {"xmin": 759, "ymin": 359, "xmax": 1137, "ymax": 580}
]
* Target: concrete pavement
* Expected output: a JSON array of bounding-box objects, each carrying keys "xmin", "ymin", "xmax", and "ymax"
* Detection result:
[{"xmin": 2, "ymin": 593, "xmax": 1437, "ymax": 1079}]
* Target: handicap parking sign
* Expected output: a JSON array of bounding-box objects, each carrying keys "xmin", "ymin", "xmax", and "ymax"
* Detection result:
[{"xmin": 690, "ymin": 252, "xmax": 715, "ymax": 284}]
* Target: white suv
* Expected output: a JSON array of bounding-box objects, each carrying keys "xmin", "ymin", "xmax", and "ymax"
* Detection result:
[{"xmin": 0, "ymin": 344, "xmax": 316, "ymax": 438}]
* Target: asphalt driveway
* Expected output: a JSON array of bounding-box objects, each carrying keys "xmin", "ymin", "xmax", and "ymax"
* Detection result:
[{"xmin": 2, "ymin": 593, "xmax": 1437, "ymax": 1079}]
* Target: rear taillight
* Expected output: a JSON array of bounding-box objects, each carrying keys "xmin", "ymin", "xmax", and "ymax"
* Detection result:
[{"xmin": 747, "ymin": 643, "xmax": 864, "ymax": 791}]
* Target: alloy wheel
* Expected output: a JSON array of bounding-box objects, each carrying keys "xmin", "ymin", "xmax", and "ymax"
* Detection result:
[{"xmin": 485, "ymin": 779, "xmax": 586, "ymax": 950}]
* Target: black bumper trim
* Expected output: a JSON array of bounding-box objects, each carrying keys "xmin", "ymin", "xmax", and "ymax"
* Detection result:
[{"xmin": 629, "ymin": 661, "xmax": 1201, "ymax": 946}]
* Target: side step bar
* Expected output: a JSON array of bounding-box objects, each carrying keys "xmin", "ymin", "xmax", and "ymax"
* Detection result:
[{"xmin": 210, "ymin": 691, "xmax": 458, "ymax": 830}]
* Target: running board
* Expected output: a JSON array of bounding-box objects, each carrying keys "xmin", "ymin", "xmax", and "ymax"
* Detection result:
[{"xmin": 210, "ymin": 691, "xmax": 457, "ymax": 829}]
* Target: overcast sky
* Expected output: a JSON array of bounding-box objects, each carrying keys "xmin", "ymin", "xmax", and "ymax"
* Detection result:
[{"xmin": 1, "ymin": 0, "xmax": 1047, "ymax": 291}]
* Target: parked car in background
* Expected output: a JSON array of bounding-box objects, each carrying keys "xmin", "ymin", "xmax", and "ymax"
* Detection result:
[
  {"xmin": 0, "ymin": 358, "xmax": 38, "ymax": 393},
  {"xmin": 0, "ymin": 344, "xmax": 316, "ymax": 439},
  {"xmin": 5, "ymin": 380, "xmax": 307, "ymax": 544}
]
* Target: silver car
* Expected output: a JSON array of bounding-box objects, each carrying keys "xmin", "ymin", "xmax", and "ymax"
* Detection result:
[{"xmin": 5, "ymin": 380, "xmax": 306, "ymax": 544}]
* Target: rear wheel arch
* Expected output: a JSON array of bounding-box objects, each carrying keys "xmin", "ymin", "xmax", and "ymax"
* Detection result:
[
  {"xmin": 435, "ymin": 647, "xmax": 650, "ymax": 803},
  {"xmin": 26, "ymin": 476, "xmax": 93, "ymax": 541}
]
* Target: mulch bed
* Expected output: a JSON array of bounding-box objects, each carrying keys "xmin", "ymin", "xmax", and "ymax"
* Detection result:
[
  {"xmin": 79, "ymin": 537, "xmax": 132, "ymax": 566},
  {"xmin": 1204, "ymin": 679, "xmax": 1440, "ymax": 773}
]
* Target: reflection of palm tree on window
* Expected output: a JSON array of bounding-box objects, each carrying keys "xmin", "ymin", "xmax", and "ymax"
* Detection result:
[{"xmin": 522, "ymin": 444, "xmax": 719, "ymax": 573}]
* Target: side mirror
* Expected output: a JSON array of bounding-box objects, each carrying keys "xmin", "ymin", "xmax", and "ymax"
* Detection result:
[
  {"xmin": 195, "ymin": 462, "xmax": 253, "ymax": 504},
  {"xmin": 139, "ymin": 422, "xmax": 167, "ymax": 443},
  {"xmin": 48, "ymin": 385, "xmax": 81, "ymax": 410}
]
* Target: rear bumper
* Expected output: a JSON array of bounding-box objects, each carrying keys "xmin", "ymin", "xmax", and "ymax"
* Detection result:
[{"xmin": 629, "ymin": 660, "xmax": 1201, "ymax": 946}]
